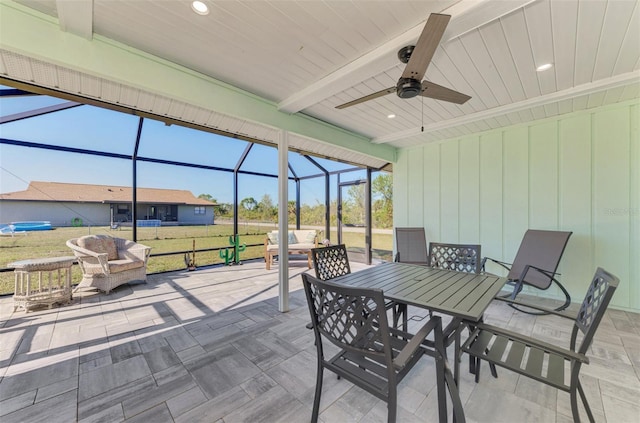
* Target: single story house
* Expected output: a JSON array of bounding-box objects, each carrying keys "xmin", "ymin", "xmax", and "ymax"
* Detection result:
[{"xmin": 0, "ymin": 181, "xmax": 216, "ymax": 227}]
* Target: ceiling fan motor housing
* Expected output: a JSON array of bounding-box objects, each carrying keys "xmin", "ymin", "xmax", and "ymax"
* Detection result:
[{"xmin": 396, "ymin": 77, "xmax": 422, "ymax": 99}]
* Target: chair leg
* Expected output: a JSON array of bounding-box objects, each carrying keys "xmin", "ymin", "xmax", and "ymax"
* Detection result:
[
  {"xmin": 432, "ymin": 317, "xmax": 449, "ymax": 423},
  {"xmin": 575, "ymin": 380, "xmax": 596, "ymax": 423},
  {"xmin": 392, "ymin": 305, "xmax": 399, "ymax": 328},
  {"xmin": 489, "ymin": 362, "xmax": 498, "ymax": 378},
  {"xmin": 453, "ymin": 327, "xmax": 461, "ymax": 386},
  {"xmin": 466, "ymin": 323, "xmax": 478, "ymax": 374},
  {"xmin": 311, "ymin": 364, "xmax": 324, "ymax": 423},
  {"xmin": 468, "ymin": 320, "xmax": 498, "ymax": 382},
  {"xmin": 399, "ymin": 303, "xmax": 408, "ymax": 331},
  {"xmin": 470, "ymin": 357, "xmax": 498, "ymax": 382},
  {"xmin": 392, "ymin": 303, "xmax": 408, "ymax": 332},
  {"xmin": 443, "ymin": 361, "xmax": 466, "ymax": 423},
  {"xmin": 388, "ymin": 384, "xmax": 397, "ymax": 423},
  {"xmin": 570, "ymin": 381, "xmax": 580, "ymax": 423}
]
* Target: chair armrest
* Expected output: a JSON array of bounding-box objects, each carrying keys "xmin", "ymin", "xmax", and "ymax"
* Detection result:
[
  {"xmin": 265, "ymin": 237, "xmax": 279, "ymax": 247},
  {"xmin": 520, "ymin": 264, "xmax": 559, "ymax": 279},
  {"xmin": 66, "ymin": 239, "xmax": 106, "ymax": 259},
  {"xmin": 117, "ymin": 239, "xmax": 151, "ymax": 263},
  {"xmin": 393, "ymin": 317, "xmax": 439, "ymax": 370},
  {"xmin": 468, "ymin": 322, "xmax": 588, "ymax": 364},
  {"xmin": 518, "ymin": 264, "xmax": 561, "ymax": 290},
  {"xmin": 481, "ymin": 257, "xmax": 513, "ymax": 273},
  {"xmin": 66, "ymin": 240, "xmax": 110, "ymax": 273},
  {"xmin": 121, "ymin": 246, "xmax": 151, "ymax": 262},
  {"xmin": 495, "ymin": 297, "xmax": 577, "ymax": 320}
]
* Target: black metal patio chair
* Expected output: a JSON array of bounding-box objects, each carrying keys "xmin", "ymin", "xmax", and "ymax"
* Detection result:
[
  {"xmin": 428, "ymin": 242, "xmax": 498, "ymax": 382},
  {"xmin": 310, "ymin": 244, "xmax": 351, "ymax": 280},
  {"xmin": 428, "ymin": 242, "xmax": 482, "ymax": 273},
  {"xmin": 482, "ymin": 229, "xmax": 573, "ymax": 314},
  {"xmin": 302, "ymin": 273, "xmax": 464, "ymax": 423},
  {"xmin": 311, "ymin": 244, "xmax": 407, "ymax": 330},
  {"xmin": 461, "ymin": 267, "xmax": 618, "ymax": 423}
]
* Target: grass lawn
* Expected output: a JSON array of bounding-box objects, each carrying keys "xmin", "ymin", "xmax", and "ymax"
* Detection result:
[{"xmin": 0, "ymin": 223, "xmax": 392, "ymax": 295}]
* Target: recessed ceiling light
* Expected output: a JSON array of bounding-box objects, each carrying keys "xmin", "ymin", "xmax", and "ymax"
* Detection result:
[
  {"xmin": 387, "ymin": 114, "xmax": 396, "ymax": 119},
  {"xmin": 191, "ymin": 1, "xmax": 209, "ymax": 15},
  {"xmin": 536, "ymin": 63, "xmax": 553, "ymax": 72}
]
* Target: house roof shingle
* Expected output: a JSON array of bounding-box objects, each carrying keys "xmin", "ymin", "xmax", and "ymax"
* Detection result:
[{"xmin": 0, "ymin": 181, "xmax": 216, "ymax": 206}]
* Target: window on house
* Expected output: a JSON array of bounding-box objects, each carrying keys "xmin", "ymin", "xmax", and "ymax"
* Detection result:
[{"xmin": 195, "ymin": 206, "xmax": 206, "ymax": 215}]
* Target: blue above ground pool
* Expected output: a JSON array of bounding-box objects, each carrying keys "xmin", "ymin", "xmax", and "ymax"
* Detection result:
[{"xmin": 11, "ymin": 221, "xmax": 53, "ymax": 231}]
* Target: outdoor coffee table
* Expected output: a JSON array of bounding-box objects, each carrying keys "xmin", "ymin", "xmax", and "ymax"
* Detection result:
[{"xmin": 9, "ymin": 256, "xmax": 75, "ymax": 312}]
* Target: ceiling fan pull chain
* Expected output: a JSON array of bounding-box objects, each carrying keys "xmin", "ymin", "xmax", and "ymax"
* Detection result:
[{"xmin": 421, "ymin": 96, "xmax": 424, "ymax": 132}]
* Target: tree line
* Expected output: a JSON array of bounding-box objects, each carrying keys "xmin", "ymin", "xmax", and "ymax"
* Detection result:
[{"xmin": 198, "ymin": 173, "xmax": 393, "ymax": 229}]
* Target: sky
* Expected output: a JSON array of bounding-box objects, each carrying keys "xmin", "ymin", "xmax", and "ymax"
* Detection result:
[{"xmin": 0, "ymin": 87, "xmax": 370, "ymax": 206}]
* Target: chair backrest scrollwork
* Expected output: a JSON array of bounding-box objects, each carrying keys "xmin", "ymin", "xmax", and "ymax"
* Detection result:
[
  {"xmin": 428, "ymin": 242, "xmax": 481, "ymax": 274},
  {"xmin": 573, "ymin": 267, "xmax": 619, "ymax": 354},
  {"xmin": 311, "ymin": 244, "xmax": 351, "ymax": 281},
  {"xmin": 302, "ymin": 273, "xmax": 392, "ymax": 361}
]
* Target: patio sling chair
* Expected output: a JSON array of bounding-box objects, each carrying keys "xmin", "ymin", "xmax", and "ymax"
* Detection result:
[
  {"xmin": 311, "ymin": 244, "xmax": 407, "ymax": 330},
  {"xmin": 394, "ymin": 227, "xmax": 430, "ymax": 265},
  {"xmin": 461, "ymin": 267, "xmax": 618, "ymax": 423},
  {"xmin": 428, "ymin": 242, "xmax": 498, "ymax": 382},
  {"xmin": 302, "ymin": 273, "xmax": 465, "ymax": 423},
  {"xmin": 393, "ymin": 227, "xmax": 428, "ymax": 327},
  {"xmin": 481, "ymin": 229, "xmax": 573, "ymax": 314}
]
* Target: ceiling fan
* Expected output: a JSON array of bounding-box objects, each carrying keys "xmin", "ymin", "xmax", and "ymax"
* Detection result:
[{"xmin": 336, "ymin": 13, "xmax": 471, "ymax": 110}]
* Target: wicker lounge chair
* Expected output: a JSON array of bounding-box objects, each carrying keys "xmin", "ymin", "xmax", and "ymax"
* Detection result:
[{"xmin": 67, "ymin": 235, "xmax": 151, "ymax": 294}]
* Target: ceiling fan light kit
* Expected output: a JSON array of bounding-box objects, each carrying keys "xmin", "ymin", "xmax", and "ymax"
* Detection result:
[{"xmin": 336, "ymin": 13, "xmax": 471, "ymax": 110}]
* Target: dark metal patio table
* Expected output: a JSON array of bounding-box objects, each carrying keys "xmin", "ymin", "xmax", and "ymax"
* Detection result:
[{"xmin": 331, "ymin": 261, "xmax": 506, "ymax": 421}]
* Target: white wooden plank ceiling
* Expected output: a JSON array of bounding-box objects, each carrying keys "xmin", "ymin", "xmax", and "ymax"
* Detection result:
[{"xmin": 5, "ymin": 0, "xmax": 640, "ymax": 154}]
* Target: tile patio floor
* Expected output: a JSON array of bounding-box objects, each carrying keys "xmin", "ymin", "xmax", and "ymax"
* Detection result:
[{"xmin": 0, "ymin": 260, "xmax": 639, "ymax": 423}]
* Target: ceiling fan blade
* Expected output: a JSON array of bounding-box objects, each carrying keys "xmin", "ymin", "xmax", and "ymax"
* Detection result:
[
  {"xmin": 419, "ymin": 81, "xmax": 471, "ymax": 104},
  {"xmin": 335, "ymin": 86, "xmax": 396, "ymax": 109},
  {"xmin": 401, "ymin": 13, "xmax": 450, "ymax": 81}
]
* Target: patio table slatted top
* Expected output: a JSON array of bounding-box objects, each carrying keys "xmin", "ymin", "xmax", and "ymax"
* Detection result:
[{"xmin": 331, "ymin": 261, "xmax": 506, "ymax": 322}]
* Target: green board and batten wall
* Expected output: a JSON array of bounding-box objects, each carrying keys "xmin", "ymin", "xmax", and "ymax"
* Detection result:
[{"xmin": 393, "ymin": 99, "xmax": 640, "ymax": 311}]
